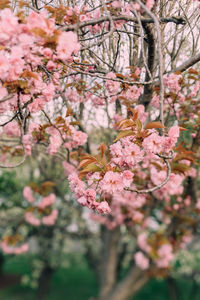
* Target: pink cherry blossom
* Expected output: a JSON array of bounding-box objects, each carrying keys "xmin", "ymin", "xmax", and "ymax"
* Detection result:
[
  {"xmin": 38, "ymin": 193, "xmax": 56, "ymax": 209},
  {"xmin": 105, "ymin": 72, "xmax": 120, "ymax": 95},
  {"xmin": 56, "ymin": 31, "xmax": 80, "ymax": 61},
  {"xmin": 23, "ymin": 186, "xmax": 35, "ymax": 203},
  {"xmin": 62, "ymin": 161, "xmax": 77, "ymax": 176},
  {"xmin": 146, "ymin": 0, "xmax": 155, "ymax": 10},
  {"xmin": 137, "ymin": 232, "xmax": 151, "ymax": 253},
  {"xmin": 1, "ymin": 241, "xmax": 29, "ymax": 255},
  {"xmin": 134, "ymin": 252, "xmax": 149, "ymax": 270},
  {"xmin": 68, "ymin": 172, "xmax": 86, "ymax": 197},
  {"xmin": 135, "ymin": 105, "xmax": 148, "ymax": 123},
  {"xmin": 163, "ymin": 73, "xmax": 181, "ymax": 93},
  {"xmin": 122, "ymin": 170, "xmax": 134, "ymax": 187},
  {"xmin": 100, "ymin": 171, "xmax": 124, "ymax": 194},
  {"xmin": 42, "ymin": 209, "xmax": 58, "ymax": 226},
  {"xmin": 25, "ymin": 212, "xmax": 41, "ymax": 226},
  {"xmin": 142, "ymin": 133, "xmax": 164, "ymax": 153},
  {"xmin": 4, "ymin": 121, "xmax": 20, "ymax": 137},
  {"xmin": 96, "ymin": 201, "xmax": 111, "ymax": 214},
  {"xmin": 156, "ymin": 244, "xmax": 174, "ymax": 268}
]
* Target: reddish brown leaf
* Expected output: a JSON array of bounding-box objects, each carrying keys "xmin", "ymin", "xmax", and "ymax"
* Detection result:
[{"xmin": 145, "ymin": 122, "xmax": 164, "ymax": 130}]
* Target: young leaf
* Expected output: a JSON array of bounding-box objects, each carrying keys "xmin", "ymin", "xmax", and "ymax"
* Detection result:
[
  {"xmin": 145, "ymin": 122, "xmax": 164, "ymax": 130},
  {"xmin": 114, "ymin": 129, "xmax": 134, "ymax": 142}
]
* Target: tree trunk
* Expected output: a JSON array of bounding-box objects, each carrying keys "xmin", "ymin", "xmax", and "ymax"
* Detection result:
[
  {"xmin": 38, "ymin": 265, "xmax": 54, "ymax": 300},
  {"xmin": 98, "ymin": 226, "xmax": 120, "ymax": 298},
  {"xmin": 99, "ymin": 265, "xmax": 148, "ymax": 300},
  {"xmin": 0, "ymin": 252, "xmax": 4, "ymax": 275},
  {"xmin": 167, "ymin": 277, "xmax": 178, "ymax": 300}
]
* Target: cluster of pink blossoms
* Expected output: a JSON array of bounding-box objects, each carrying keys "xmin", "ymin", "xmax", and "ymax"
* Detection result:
[
  {"xmin": 23, "ymin": 187, "xmax": 58, "ymax": 226},
  {"xmin": 1, "ymin": 240, "xmax": 29, "ymax": 255},
  {"xmin": 0, "ymin": 8, "xmax": 80, "ymax": 115},
  {"xmin": 143, "ymin": 126, "xmax": 180, "ymax": 154},
  {"xmin": 134, "ymin": 232, "xmax": 174, "ymax": 270},
  {"xmin": 163, "ymin": 73, "xmax": 181, "ymax": 93},
  {"xmin": 121, "ymin": 85, "xmax": 143, "ymax": 102},
  {"xmin": 47, "ymin": 122, "xmax": 88, "ymax": 155},
  {"xmin": 105, "ymin": 72, "xmax": 121, "ymax": 95},
  {"xmin": 110, "ymin": 137, "xmax": 144, "ymax": 168},
  {"xmin": 67, "ymin": 111, "xmax": 194, "ymax": 271},
  {"xmin": 68, "ymin": 121, "xmax": 181, "ymax": 221},
  {"xmin": 68, "ymin": 173, "xmax": 111, "ymax": 214}
]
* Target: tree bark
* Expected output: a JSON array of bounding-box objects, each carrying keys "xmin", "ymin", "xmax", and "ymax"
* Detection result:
[
  {"xmin": 99, "ymin": 265, "xmax": 148, "ymax": 300},
  {"xmin": 38, "ymin": 265, "xmax": 54, "ymax": 300},
  {"xmin": 98, "ymin": 226, "xmax": 120, "ymax": 298},
  {"xmin": 140, "ymin": 23, "xmax": 155, "ymax": 109},
  {"xmin": 167, "ymin": 277, "xmax": 178, "ymax": 300}
]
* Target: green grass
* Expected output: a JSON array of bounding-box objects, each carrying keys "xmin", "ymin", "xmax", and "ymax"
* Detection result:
[
  {"xmin": 0, "ymin": 255, "xmax": 98, "ymax": 300},
  {"xmin": 0, "ymin": 255, "xmax": 198, "ymax": 300}
]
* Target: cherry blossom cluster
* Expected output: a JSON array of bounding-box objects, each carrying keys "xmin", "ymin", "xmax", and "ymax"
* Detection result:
[
  {"xmin": 1, "ymin": 238, "xmax": 29, "ymax": 255},
  {"xmin": 68, "ymin": 114, "xmax": 181, "ymax": 216},
  {"xmin": 23, "ymin": 187, "xmax": 58, "ymax": 226},
  {"xmin": 1, "ymin": 117, "xmax": 88, "ymax": 159},
  {"xmin": 0, "ymin": 8, "xmax": 80, "ymax": 115},
  {"xmin": 134, "ymin": 228, "xmax": 193, "ymax": 270},
  {"xmin": 134, "ymin": 232, "xmax": 174, "ymax": 270},
  {"xmin": 68, "ymin": 173, "xmax": 111, "ymax": 214}
]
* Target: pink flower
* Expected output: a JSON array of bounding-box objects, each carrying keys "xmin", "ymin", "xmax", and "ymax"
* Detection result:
[
  {"xmin": 4, "ymin": 121, "xmax": 20, "ymax": 137},
  {"xmin": 142, "ymin": 133, "xmax": 164, "ymax": 153},
  {"xmin": 23, "ymin": 186, "xmax": 35, "ymax": 203},
  {"xmin": 39, "ymin": 193, "xmax": 56, "ymax": 209},
  {"xmin": 72, "ymin": 130, "xmax": 88, "ymax": 147},
  {"xmin": 28, "ymin": 97, "xmax": 46, "ymax": 113},
  {"xmin": 163, "ymin": 126, "xmax": 179, "ymax": 152},
  {"xmin": 96, "ymin": 201, "xmax": 111, "ymax": 214},
  {"xmin": 27, "ymin": 11, "xmax": 55, "ymax": 35},
  {"xmin": 156, "ymin": 244, "xmax": 174, "ymax": 268},
  {"xmin": 164, "ymin": 73, "xmax": 181, "ymax": 93},
  {"xmin": 100, "ymin": 171, "xmax": 124, "ymax": 194},
  {"xmin": 146, "ymin": 0, "xmax": 154, "ymax": 10},
  {"xmin": 137, "ymin": 232, "xmax": 151, "ymax": 253},
  {"xmin": 42, "ymin": 209, "xmax": 58, "ymax": 226},
  {"xmin": 122, "ymin": 143, "xmax": 144, "ymax": 167},
  {"xmin": 0, "ymin": 9, "xmax": 18, "ymax": 43},
  {"xmin": 25, "ymin": 212, "xmax": 41, "ymax": 226},
  {"xmin": 43, "ymin": 48, "xmax": 53, "ymax": 58},
  {"xmin": 122, "ymin": 85, "xmax": 142, "ymax": 101},
  {"xmin": 77, "ymin": 196, "xmax": 87, "ymax": 206},
  {"xmin": 46, "ymin": 60, "xmax": 56, "ymax": 71},
  {"xmin": 110, "ymin": 141, "xmax": 123, "ymax": 157},
  {"xmin": 111, "ymin": 1, "xmax": 122, "ymax": 8},
  {"xmin": 105, "ymin": 72, "xmax": 120, "ymax": 95},
  {"xmin": 110, "ymin": 140, "xmax": 144, "ymax": 168},
  {"xmin": 47, "ymin": 127, "xmax": 62, "ymax": 155},
  {"xmin": 0, "ymin": 52, "xmax": 9, "ymax": 80},
  {"xmin": 68, "ymin": 172, "xmax": 85, "ymax": 197},
  {"xmin": 134, "ymin": 252, "xmax": 149, "ymax": 270},
  {"xmin": 14, "ymin": 243, "xmax": 29, "ymax": 254},
  {"xmin": 151, "ymin": 94, "xmax": 159, "ymax": 108},
  {"xmin": 85, "ymin": 189, "xmax": 96, "ymax": 203},
  {"xmin": 1, "ymin": 241, "xmax": 29, "ymax": 255},
  {"xmin": 42, "ymin": 83, "xmax": 55, "ymax": 102},
  {"xmin": 122, "ymin": 170, "xmax": 134, "ymax": 187},
  {"xmin": 62, "ymin": 161, "xmax": 76, "ymax": 176},
  {"xmin": 132, "ymin": 211, "xmax": 144, "ymax": 222},
  {"xmin": 56, "ymin": 31, "xmax": 80, "ymax": 61},
  {"xmin": 135, "ymin": 105, "xmax": 148, "ymax": 123},
  {"xmin": 168, "ymin": 126, "xmax": 179, "ymax": 139}
]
